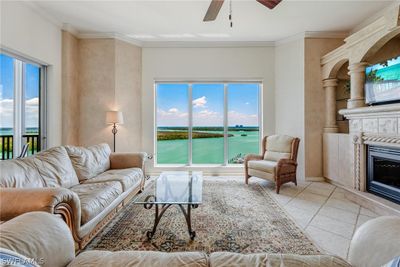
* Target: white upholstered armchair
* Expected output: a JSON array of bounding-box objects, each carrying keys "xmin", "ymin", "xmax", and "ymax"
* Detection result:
[{"xmin": 245, "ymin": 135, "xmax": 300, "ymax": 194}]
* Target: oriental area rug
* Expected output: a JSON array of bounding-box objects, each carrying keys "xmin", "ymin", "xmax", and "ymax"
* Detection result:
[{"xmin": 85, "ymin": 178, "xmax": 320, "ymax": 254}]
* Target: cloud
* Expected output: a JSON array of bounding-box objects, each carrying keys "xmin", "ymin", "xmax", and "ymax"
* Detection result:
[
  {"xmin": 0, "ymin": 97, "xmax": 39, "ymax": 128},
  {"xmin": 157, "ymin": 107, "xmax": 259, "ymax": 127},
  {"xmin": 192, "ymin": 96, "xmax": 207, "ymax": 108},
  {"xmin": 157, "ymin": 108, "xmax": 188, "ymax": 126},
  {"xmin": 228, "ymin": 110, "xmax": 258, "ymax": 126},
  {"xmin": 193, "ymin": 109, "xmax": 223, "ymax": 126},
  {"xmin": 168, "ymin": 108, "xmax": 179, "ymax": 113}
]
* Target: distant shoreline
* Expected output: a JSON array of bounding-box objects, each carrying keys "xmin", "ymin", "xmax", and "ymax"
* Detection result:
[
  {"xmin": 158, "ymin": 131, "xmax": 235, "ymax": 141},
  {"xmin": 158, "ymin": 126, "xmax": 259, "ymax": 132}
]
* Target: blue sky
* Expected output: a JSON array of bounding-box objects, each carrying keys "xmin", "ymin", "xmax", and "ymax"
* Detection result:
[
  {"xmin": 157, "ymin": 83, "xmax": 259, "ymax": 127},
  {"xmin": 0, "ymin": 54, "xmax": 40, "ymax": 129}
]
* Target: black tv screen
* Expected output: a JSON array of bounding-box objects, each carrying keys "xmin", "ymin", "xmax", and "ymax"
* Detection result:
[{"xmin": 365, "ymin": 56, "xmax": 400, "ymax": 105}]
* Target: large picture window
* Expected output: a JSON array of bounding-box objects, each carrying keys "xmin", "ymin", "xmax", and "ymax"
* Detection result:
[
  {"xmin": 0, "ymin": 53, "xmax": 46, "ymax": 159},
  {"xmin": 156, "ymin": 82, "xmax": 261, "ymax": 165}
]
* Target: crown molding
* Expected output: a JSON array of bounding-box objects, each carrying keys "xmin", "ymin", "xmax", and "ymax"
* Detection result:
[
  {"xmin": 76, "ymin": 32, "xmax": 143, "ymax": 47},
  {"xmin": 275, "ymin": 31, "xmax": 348, "ymax": 46},
  {"xmin": 141, "ymin": 40, "xmax": 275, "ymax": 48},
  {"xmin": 75, "ymin": 31, "xmax": 275, "ymax": 48},
  {"xmin": 72, "ymin": 31, "xmax": 347, "ymax": 48}
]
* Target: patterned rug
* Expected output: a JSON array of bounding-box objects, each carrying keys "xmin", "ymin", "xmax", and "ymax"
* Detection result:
[{"xmin": 85, "ymin": 178, "xmax": 319, "ymax": 254}]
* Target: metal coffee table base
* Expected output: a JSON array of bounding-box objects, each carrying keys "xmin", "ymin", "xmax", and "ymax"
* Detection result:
[{"xmin": 144, "ymin": 202, "xmax": 199, "ymax": 240}]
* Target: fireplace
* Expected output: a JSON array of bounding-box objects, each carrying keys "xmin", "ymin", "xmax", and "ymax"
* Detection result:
[{"xmin": 367, "ymin": 145, "xmax": 400, "ymax": 204}]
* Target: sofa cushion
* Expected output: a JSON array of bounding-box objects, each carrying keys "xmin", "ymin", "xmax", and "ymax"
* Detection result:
[
  {"xmin": 69, "ymin": 251, "xmax": 209, "ymax": 267},
  {"xmin": 70, "ymin": 181, "xmax": 122, "ymax": 225},
  {"xmin": 33, "ymin": 146, "xmax": 79, "ymax": 188},
  {"xmin": 209, "ymin": 252, "xmax": 351, "ymax": 267},
  {"xmin": 248, "ymin": 160, "xmax": 276, "ymax": 174},
  {"xmin": 264, "ymin": 135, "xmax": 293, "ymax": 161},
  {"xmin": 65, "ymin": 143, "xmax": 111, "ymax": 181},
  {"xmin": 84, "ymin": 168, "xmax": 143, "ymax": 192},
  {"xmin": 0, "ymin": 157, "xmax": 44, "ymax": 188},
  {"xmin": 0, "ymin": 146, "xmax": 78, "ymax": 189}
]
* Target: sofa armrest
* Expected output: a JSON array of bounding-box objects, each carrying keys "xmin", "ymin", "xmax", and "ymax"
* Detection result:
[
  {"xmin": 0, "ymin": 187, "xmax": 81, "ymax": 232},
  {"xmin": 348, "ymin": 216, "xmax": 400, "ymax": 267},
  {"xmin": 110, "ymin": 152, "xmax": 147, "ymax": 170},
  {"xmin": 0, "ymin": 212, "xmax": 75, "ymax": 267}
]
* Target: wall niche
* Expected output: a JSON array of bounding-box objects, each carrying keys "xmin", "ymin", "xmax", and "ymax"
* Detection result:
[{"xmin": 335, "ymin": 62, "xmax": 350, "ymax": 133}]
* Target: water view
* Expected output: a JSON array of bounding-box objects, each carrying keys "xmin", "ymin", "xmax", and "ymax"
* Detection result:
[
  {"xmin": 157, "ymin": 126, "xmax": 259, "ymax": 164},
  {"xmin": 156, "ymin": 82, "xmax": 261, "ymax": 165}
]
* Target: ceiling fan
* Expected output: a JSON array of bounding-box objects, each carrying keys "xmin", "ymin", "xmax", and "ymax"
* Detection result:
[{"xmin": 203, "ymin": 0, "xmax": 282, "ymax": 22}]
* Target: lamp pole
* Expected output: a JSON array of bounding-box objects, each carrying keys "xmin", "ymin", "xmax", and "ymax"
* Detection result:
[{"xmin": 112, "ymin": 123, "xmax": 118, "ymax": 152}]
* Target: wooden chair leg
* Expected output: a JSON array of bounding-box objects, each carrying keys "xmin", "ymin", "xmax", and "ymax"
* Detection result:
[
  {"xmin": 245, "ymin": 175, "xmax": 249, "ymax": 185},
  {"xmin": 276, "ymin": 184, "xmax": 280, "ymax": 194}
]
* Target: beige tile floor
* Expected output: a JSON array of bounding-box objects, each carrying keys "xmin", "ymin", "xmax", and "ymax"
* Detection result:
[{"xmin": 253, "ymin": 178, "xmax": 380, "ymax": 259}]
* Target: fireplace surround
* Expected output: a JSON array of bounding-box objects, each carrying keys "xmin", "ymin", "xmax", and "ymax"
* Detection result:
[{"xmin": 367, "ymin": 145, "xmax": 400, "ymax": 204}]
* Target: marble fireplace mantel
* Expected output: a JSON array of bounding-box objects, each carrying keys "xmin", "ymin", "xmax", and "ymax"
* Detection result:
[{"xmin": 339, "ymin": 103, "xmax": 400, "ymax": 135}]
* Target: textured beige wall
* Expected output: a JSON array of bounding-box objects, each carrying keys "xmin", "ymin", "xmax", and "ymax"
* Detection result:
[
  {"xmin": 114, "ymin": 39, "xmax": 142, "ymax": 152},
  {"xmin": 71, "ymin": 38, "xmax": 142, "ymax": 151},
  {"xmin": 304, "ymin": 38, "xmax": 344, "ymax": 179},
  {"xmin": 78, "ymin": 39, "xmax": 116, "ymax": 147},
  {"xmin": 61, "ymin": 31, "xmax": 80, "ymax": 145}
]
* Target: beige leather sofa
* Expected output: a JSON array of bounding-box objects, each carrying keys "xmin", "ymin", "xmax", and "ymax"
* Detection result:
[
  {"xmin": 1, "ymin": 212, "xmax": 399, "ymax": 267},
  {"xmin": 0, "ymin": 144, "xmax": 146, "ymax": 249},
  {"xmin": 245, "ymin": 135, "xmax": 300, "ymax": 193}
]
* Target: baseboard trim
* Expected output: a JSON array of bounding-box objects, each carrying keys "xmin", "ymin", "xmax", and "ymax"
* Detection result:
[
  {"xmin": 325, "ymin": 178, "xmax": 400, "ymax": 217},
  {"xmin": 305, "ymin": 176, "xmax": 326, "ymax": 182}
]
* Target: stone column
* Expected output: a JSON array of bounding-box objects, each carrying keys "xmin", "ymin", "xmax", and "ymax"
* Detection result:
[
  {"xmin": 347, "ymin": 62, "xmax": 369, "ymax": 109},
  {"xmin": 323, "ymin": 78, "xmax": 339, "ymax": 133}
]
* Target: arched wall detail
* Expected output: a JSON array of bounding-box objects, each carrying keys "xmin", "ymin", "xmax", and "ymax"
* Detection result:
[{"xmin": 321, "ymin": 5, "xmax": 400, "ymax": 80}]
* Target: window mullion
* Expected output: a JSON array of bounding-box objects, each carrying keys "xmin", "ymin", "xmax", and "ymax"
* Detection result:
[
  {"xmin": 13, "ymin": 60, "xmax": 23, "ymax": 157},
  {"xmin": 188, "ymin": 83, "xmax": 193, "ymax": 166},
  {"xmin": 223, "ymin": 83, "xmax": 228, "ymax": 166}
]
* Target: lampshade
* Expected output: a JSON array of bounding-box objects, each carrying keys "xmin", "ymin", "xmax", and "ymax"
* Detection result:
[{"xmin": 106, "ymin": 111, "xmax": 124, "ymax": 124}]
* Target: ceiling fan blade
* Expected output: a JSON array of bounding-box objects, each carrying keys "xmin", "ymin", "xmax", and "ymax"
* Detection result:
[
  {"xmin": 203, "ymin": 0, "xmax": 225, "ymax": 22},
  {"xmin": 256, "ymin": 0, "xmax": 282, "ymax": 9}
]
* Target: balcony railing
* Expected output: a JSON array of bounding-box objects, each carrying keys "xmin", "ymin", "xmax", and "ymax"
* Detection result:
[{"xmin": 0, "ymin": 134, "xmax": 40, "ymax": 160}]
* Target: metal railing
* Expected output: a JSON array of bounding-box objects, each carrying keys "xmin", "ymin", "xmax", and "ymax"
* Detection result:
[{"xmin": 0, "ymin": 134, "xmax": 40, "ymax": 160}]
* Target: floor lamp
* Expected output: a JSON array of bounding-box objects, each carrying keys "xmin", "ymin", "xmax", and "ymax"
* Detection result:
[{"xmin": 106, "ymin": 111, "xmax": 124, "ymax": 152}]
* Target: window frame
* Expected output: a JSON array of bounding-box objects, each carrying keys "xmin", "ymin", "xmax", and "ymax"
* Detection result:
[
  {"xmin": 154, "ymin": 80, "xmax": 263, "ymax": 167},
  {"xmin": 0, "ymin": 49, "xmax": 47, "ymax": 157}
]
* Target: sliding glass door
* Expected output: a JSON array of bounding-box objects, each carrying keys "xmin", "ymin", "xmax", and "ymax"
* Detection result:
[
  {"xmin": 156, "ymin": 83, "xmax": 189, "ymax": 164},
  {"xmin": 227, "ymin": 84, "xmax": 260, "ymax": 164},
  {"xmin": 155, "ymin": 82, "xmax": 261, "ymax": 166},
  {"xmin": 0, "ymin": 53, "xmax": 45, "ymax": 159},
  {"xmin": 192, "ymin": 84, "xmax": 224, "ymax": 164}
]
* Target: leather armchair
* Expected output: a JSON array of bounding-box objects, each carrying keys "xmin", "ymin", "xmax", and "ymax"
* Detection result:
[{"xmin": 245, "ymin": 135, "xmax": 300, "ymax": 194}]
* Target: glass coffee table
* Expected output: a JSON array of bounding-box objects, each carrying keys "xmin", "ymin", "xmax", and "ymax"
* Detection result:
[{"xmin": 134, "ymin": 171, "xmax": 203, "ymax": 240}]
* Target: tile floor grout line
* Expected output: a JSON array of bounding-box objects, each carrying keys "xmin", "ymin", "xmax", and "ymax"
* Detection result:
[
  {"xmin": 304, "ymin": 185, "xmax": 337, "ymax": 230},
  {"xmin": 283, "ymin": 181, "xmax": 313, "ymax": 206},
  {"xmin": 308, "ymin": 223, "xmax": 353, "ymax": 241},
  {"xmin": 347, "ymin": 205, "xmax": 362, "ymax": 259}
]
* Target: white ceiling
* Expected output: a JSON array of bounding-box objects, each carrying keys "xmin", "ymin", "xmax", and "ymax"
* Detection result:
[{"xmin": 31, "ymin": 0, "xmax": 396, "ymax": 45}]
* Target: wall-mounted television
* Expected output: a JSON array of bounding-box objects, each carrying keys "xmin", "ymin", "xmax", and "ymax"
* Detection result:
[{"xmin": 365, "ymin": 56, "xmax": 400, "ymax": 105}]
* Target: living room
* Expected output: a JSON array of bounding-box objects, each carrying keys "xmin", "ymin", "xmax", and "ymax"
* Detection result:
[{"xmin": 1, "ymin": 0, "xmax": 400, "ymax": 266}]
